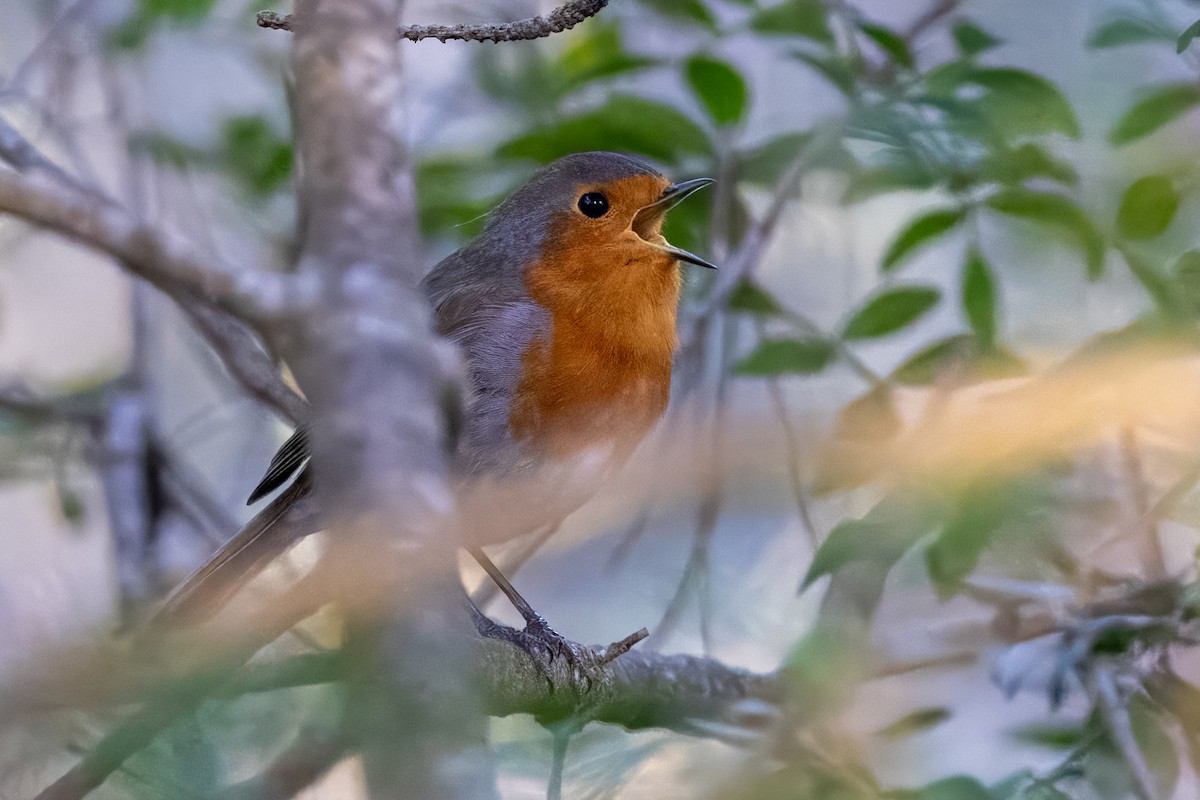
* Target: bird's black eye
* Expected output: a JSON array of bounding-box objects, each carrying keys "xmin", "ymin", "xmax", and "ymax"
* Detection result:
[{"xmin": 577, "ymin": 191, "xmax": 610, "ymax": 218}]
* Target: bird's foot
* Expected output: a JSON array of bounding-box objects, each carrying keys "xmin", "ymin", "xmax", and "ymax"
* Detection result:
[{"xmin": 515, "ymin": 613, "xmax": 600, "ymax": 691}]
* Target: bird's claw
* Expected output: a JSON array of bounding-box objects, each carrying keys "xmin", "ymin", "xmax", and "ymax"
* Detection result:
[{"xmin": 517, "ymin": 615, "xmax": 599, "ymax": 691}]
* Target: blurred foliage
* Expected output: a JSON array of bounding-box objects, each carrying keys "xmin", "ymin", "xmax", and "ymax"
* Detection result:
[{"xmin": 14, "ymin": 0, "xmax": 1200, "ymax": 798}]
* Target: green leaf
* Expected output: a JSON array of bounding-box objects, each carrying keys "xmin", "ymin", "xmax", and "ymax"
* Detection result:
[
  {"xmin": 951, "ymin": 21, "xmax": 1001, "ymax": 56},
  {"xmin": 835, "ymin": 385, "xmax": 901, "ymax": 442},
  {"xmin": 962, "ymin": 251, "xmax": 997, "ymax": 349},
  {"xmin": 556, "ymin": 23, "xmax": 659, "ymax": 95},
  {"xmin": 750, "ymin": 0, "xmax": 833, "ymax": 43},
  {"xmin": 959, "ymin": 67, "xmax": 1081, "ymax": 140},
  {"xmin": 792, "ymin": 51, "xmax": 858, "ymax": 96},
  {"xmin": 497, "ymin": 95, "xmax": 711, "ymax": 164},
  {"xmin": 632, "ymin": 0, "xmax": 717, "ymax": 28},
  {"xmin": 1174, "ymin": 250, "xmax": 1200, "ymax": 312},
  {"xmin": 220, "ymin": 115, "xmax": 293, "ymax": 198},
  {"xmin": 926, "ymin": 487, "xmax": 1003, "ymax": 596},
  {"xmin": 891, "ymin": 334, "xmax": 976, "ymax": 385},
  {"xmin": 1009, "ymin": 722, "xmax": 1090, "ymax": 749},
  {"xmin": 727, "ymin": 281, "xmax": 785, "ymax": 315},
  {"xmin": 978, "ymin": 142, "xmax": 1078, "ymax": 186},
  {"xmin": 801, "ymin": 494, "xmax": 934, "ymax": 590},
  {"xmin": 734, "ymin": 338, "xmax": 835, "ymax": 375},
  {"xmin": 986, "ymin": 189, "xmax": 1105, "ymax": 278},
  {"xmin": 685, "ymin": 56, "xmax": 749, "ymax": 126},
  {"xmin": 881, "ymin": 208, "xmax": 964, "ymax": 271},
  {"xmin": 858, "ymin": 22, "xmax": 913, "ymax": 68},
  {"xmin": 877, "ymin": 708, "xmax": 951, "ymax": 738},
  {"xmin": 843, "ymin": 286, "xmax": 941, "ymax": 340},
  {"xmin": 415, "ymin": 154, "xmax": 501, "ymax": 237},
  {"xmin": 1110, "ymin": 83, "xmax": 1200, "ymax": 146},
  {"xmin": 1088, "ymin": 18, "xmax": 1173, "ymax": 49},
  {"xmin": 1178, "ymin": 20, "xmax": 1200, "ymax": 53},
  {"xmin": 140, "ymin": 0, "xmax": 218, "ymax": 20},
  {"xmin": 126, "ymin": 130, "xmax": 206, "ymax": 169},
  {"xmin": 1117, "ymin": 175, "xmax": 1179, "ymax": 240},
  {"xmin": 918, "ymin": 776, "xmax": 994, "ymax": 800},
  {"xmin": 737, "ymin": 131, "xmax": 812, "ymax": 185}
]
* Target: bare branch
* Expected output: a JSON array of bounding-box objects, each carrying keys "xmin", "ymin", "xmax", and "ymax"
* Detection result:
[
  {"xmin": 257, "ymin": 0, "xmax": 609, "ymax": 43},
  {"xmin": 0, "ymin": 169, "xmax": 305, "ymax": 321}
]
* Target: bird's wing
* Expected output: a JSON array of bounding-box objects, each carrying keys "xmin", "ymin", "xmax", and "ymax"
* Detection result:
[
  {"xmin": 155, "ymin": 467, "xmax": 318, "ymax": 625},
  {"xmin": 246, "ymin": 422, "xmax": 311, "ymax": 504}
]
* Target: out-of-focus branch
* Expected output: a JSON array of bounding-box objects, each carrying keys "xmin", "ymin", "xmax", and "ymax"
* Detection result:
[
  {"xmin": 283, "ymin": 0, "xmax": 492, "ymax": 796},
  {"xmin": 0, "ymin": 115, "xmax": 99, "ymax": 199},
  {"xmin": 216, "ymin": 729, "xmax": 346, "ymax": 800},
  {"xmin": 257, "ymin": 0, "xmax": 609, "ymax": 42},
  {"xmin": 32, "ymin": 571, "xmax": 329, "ymax": 800},
  {"xmin": 179, "ymin": 301, "xmax": 308, "ymax": 425},
  {"xmin": 99, "ymin": 388, "xmax": 155, "ymax": 621},
  {"xmin": 0, "ymin": 168, "xmax": 305, "ymax": 321},
  {"xmin": 0, "ymin": 116, "xmax": 309, "ymax": 424}
]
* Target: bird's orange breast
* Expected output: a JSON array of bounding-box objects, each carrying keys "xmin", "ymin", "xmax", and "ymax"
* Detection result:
[{"xmin": 508, "ymin": 184, "xmax": 682, "ymax": 460}]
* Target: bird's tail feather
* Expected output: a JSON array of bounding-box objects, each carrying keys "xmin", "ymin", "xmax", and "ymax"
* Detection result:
[{"xmin": 155, "ymin": 469, "xmax": 317, "ymax": 626}]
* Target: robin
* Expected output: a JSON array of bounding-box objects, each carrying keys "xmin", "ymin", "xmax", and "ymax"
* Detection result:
[{"xmin": 158, "ymin": 151, "xmax": 716, "ymax": 632}]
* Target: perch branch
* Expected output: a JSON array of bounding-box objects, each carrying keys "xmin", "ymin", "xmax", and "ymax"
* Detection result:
[{"xmin": 257, "ymin": 0, "xmax": 609, "ymax": 43}]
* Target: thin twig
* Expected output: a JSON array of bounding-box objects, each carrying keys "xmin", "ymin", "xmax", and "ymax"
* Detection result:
[
  {"xmin": 257, "ymin": 0, "xmax": 609, "ymax": 43},
  {"xmin": 470, "ymin": 522, "xmax": 562, "ymax": 609},
  {"xmin": 1093, "ymin": 664, "xmax": 1158, "ymax": 800},
  {"xmin": 598, "ymin": 628, "xmax": 650, "ymax": 666}
]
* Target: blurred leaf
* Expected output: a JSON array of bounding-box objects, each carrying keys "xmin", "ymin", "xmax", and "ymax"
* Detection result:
[
  {"xmin": 877, "ymin": 708, "xmax": 951, "ymax": 738},
  {"xmin": 750, "ymin": 0, "xmax": 833, "ymax": 43},
  {"xmin": 926, "ymin": 485, "xmax": 1003, "ymax": 596},
  {"xmin": 415, "ymin": 155, "xmax": 501, "ymax": 238},
  {"xmin": 835, "ymin": 385, "xmax": 901, "ymax": 442},
  {"xmin": 737, "ymin": 131, "xmax": 812, "ymax": 185},
  {"xmin": 843, "ymin": 286, "xmax": 941, "ymax": 340},
  {"xmin": 220, "ymin": 115, "xmax": 293, "ymax": 198},
  {"xmin": 734, "ymin": 338, "xmax": 835, "ymax": 375},
  {"xmin": 1110, "ymin": 83, "xmax": 1200, "ymax": 146},
  {"xmin": 801, "ymin": 493, "xmax": 935, "ymax": 591},
  {"xmin": 844, "ymin": 155, "xmax": 939, "ymax": 203},
  {"xmin": 952, "ymin": 21, "xmax": 1002, "ymax": 56},
  {"xmin": 890, "ymin": 334, "xmax": 971, "ymax": 385},
  {"xmin": 1086, "ymin": 696, "xmax": 1180, "ymax": 800},
  {"xmin": 497, "ymin": 95, "xmax": 711, "ymax": 164},
  {"xmin": 978, "ymin": 142, "xmax": 1078, "ymax": 186},
  {"xmin": 859, "ymin": 22, "xmax": 913, "ymax": 68},
  {"xmin": 54, "ymin": 481, "xmax": 86, "ymax": 524},
  {"xmin": 945, "ymin": 67, "xmax": 1081, "ymax": 140},
  {"xmin": 632, "ymin": 0, "xmax": 717, "ymax": 28},
  {"xmin": 127, "ymin": 130, "xmax": 206, "ymax": 169},
  {"xmin": 1178, "ymin": 19, "xmax": 1200, "ymax": 53},
  {"xmin": 1117, "ymin": 175, "xmax": 1178, "ymax": 240},
  {"xmin": 962, "ymin": 250, "xmax": 997, "ymax": 349},
  {"xmin": 881, "ymin": 208, "xmax": 964, "ymax": 271},
  {"xmin": 557, "ymin": 23, "xmax": 659, "ymax": 95},
  {"xmin": 1088, "ymin": 17, "xmax": 1173, "ymax": 49},
  {"xmin": 986, "ymin": 189, "xmax": 1105, "ymax": 278},
  {"xmin": 1117, "ymin": 246, "xmax": 1191, "ymax": 319},
  {"xmin": 141, "ymin": 0, "xmax": 219, "ymax": 19},
  {"xmin": 1009, "ymin": 722, "xmax": 1090, "ymax": 749},
  {"xmin": 1173, "ymin": 250, "xmax": 1200, "ymax": 311},
  {"xmin": 792, "ymin": 51, "xmax": 858, "ymax": 96},
  {"xmin": 727, "ymin": 281, "xmax": 785, "ymax": 315},
  {"xmin": 686, "ymin": 56, "xmax": 749, "ymax": 126},
  {"xmin": 916, "ymin": 776, "xmax": 994, "ymax": 800}
]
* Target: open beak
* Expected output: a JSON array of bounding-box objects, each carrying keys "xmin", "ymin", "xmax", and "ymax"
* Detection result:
[{"xmin": 635, "ymin": 178, "xmax": 719, "ymax": 270}]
